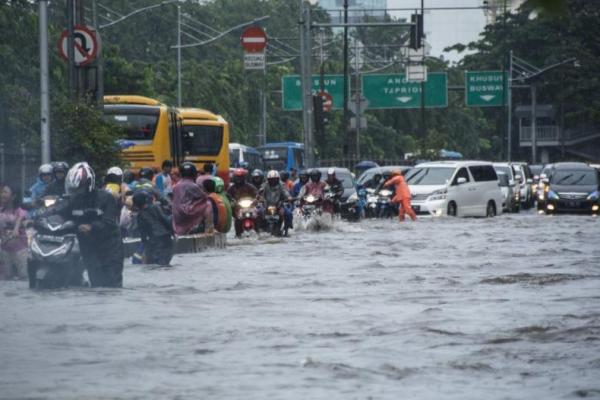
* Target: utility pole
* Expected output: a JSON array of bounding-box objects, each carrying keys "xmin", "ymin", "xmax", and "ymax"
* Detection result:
[
  {"xmin": 531, "ymin": 82, "xmax": 537, "ymax": 164},
  {"xmin": 342, "ymin": 0, "xmax": 349, "ymax": 157},
  {"xmin": 354, "ymin": 38, "xmax": 360, "ymax": 160},
  {"xmin": 507, "ymin": 50, "xmax": 513, "ymax": 161},
  {"xmin": 92, "ymin": 0, "xmax": 103, "ymax": 104},
  {"xmin": 177, "ymin": 4, "xmax": 182, "ymax": 107},
  {"xmin": 39, "ymin": 0, "xmax": 50, "ymax": 164},
  {"xmin": 299, "ymin": 0, "xmax": 314, "ymax": 166},
  {"xmin": 419, "ymin": 0, "xmax": 425, "ymax": 141}
]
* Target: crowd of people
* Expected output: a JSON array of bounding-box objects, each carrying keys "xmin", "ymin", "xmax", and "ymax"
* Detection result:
[{"xmin": 0, "ymin": 159, "xmax": 414, "ymax": 287}]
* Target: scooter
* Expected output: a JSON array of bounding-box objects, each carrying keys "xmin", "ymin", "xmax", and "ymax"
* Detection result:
[
  {"xmin": 236, "ymin": 197, "xmax": 258, "ymax": 236},
  {"xmin": 377, "ymin": 188, "xmax": 395, "ymax": 218},
  {"xmin": 28, "ymin": 214, "xmax": 86, "ymax": 289},
  {"xmin": 264, "ymin": 203, "xmax": 284, "ymax": 236}
]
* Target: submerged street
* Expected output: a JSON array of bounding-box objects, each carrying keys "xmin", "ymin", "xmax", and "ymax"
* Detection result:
[{"xmin": 1, "ymin": 212, "xmax": 599, "ymax": 399}]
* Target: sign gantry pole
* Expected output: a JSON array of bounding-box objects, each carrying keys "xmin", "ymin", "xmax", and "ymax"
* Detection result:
[{"xmin": 39, "ymin": 0, "xmax": 50, "ymax": 164}]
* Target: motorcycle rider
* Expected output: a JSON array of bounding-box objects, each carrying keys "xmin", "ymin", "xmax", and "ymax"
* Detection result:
[
  {"xmin": 279, "ymin": 170, "xmax": 294, "ymax": 191},
  {"xmin": 325, "ymin": 168, "xmax": 345, "ymax": 213},
  {"xmin": 250, "ymin": 169, "xmax": 265, "ymax": 189},
  {"xmin": 45, "ymin": 161, "xmax": 69, "ymax": 197},
  {"xmin": 104, "ymin": 166, "xmax": 129, "ymax": 203},
  {"xmin": 171, "ymin": 162, "xmax": 213, "ymax": 235},
  {"xmin": 292, "ymin": 169, "xmax": 309, "ymax": 198},
  {"xmin": 227, "ymin": 168, "xmax": 259, "ymax": 237},
  {"xmin": 363, "ymin": 172, "xmax": 383, "ymax": 190},
  {"xmin": 259, "ymin": 170, "xmax": 292, "ymax": 236},
  {"xmin": 43, "ymin": 162, "xmax": 124, "ymax": 287},
  {"xmin": 133, "ymin": 190, "xmax": 173, "ymax": 267},
  {"xmin": 30, "ymin": 164, "xmax": 54, "ymax": 203}
]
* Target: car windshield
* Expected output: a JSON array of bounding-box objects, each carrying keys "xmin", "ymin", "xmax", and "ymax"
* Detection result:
[
  {"xmin": 550, "ymin": 170, "xmax": 598, "ymax": 186},
  {"xmin": 406, "ymin": 167, "xmax": 455, "ymax": 185}
]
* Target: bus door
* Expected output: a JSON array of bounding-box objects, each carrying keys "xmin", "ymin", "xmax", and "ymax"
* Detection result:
[{"xmin": 169, "ymin": 110, "xmax": 183, "ymax": 166}]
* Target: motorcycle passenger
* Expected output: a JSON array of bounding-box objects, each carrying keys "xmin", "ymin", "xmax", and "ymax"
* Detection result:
[
  {"xmin": 292, "ymin": 169, "xmax": 309, "ymax": 198},
  {"xmin": 250, "ymin": 169, "xmax": 265, "ymax": 189},
  {"xmin": 363, "ymin": 173, "xmax": 383, "ymax": 190},
  {"xmin": 104, "ymin": 166, "xmax": 128, "ymax": 203},
  {"xmin": 227, "ymin": 168, "xmax": 259, "ymax": 237},
  {"xmin": 45, "ymin": 161, "xmax": 69, "ymax": 197},
  {"xmin": 30, "ymin": 164, "xmax": 54, "ymax": 203},
  {"xmin": 133, "ymin": 191, "xmax": 174, "ymax": 267},
  {"xmin": 171, "ymin": 162, "xmax": 213, "ymax": 235},
  {"xmin": 280, "ymin": 170, "xmax": 294, "ymax": 191},
  {"xmin": 299, "ymin": 169, "xmax": 326, "ymax": 200},
  {"xmin": 383, "ymin": 170, "xmax": 417, "ymax": 222},
  {"xmin": 0, "ymin": 184, "xmax": 28, "ymax": 280},
  {"xmin": 325, "ymin": 168, "xmax": 345, "ymax": 213},
  {"xmin": 46, "ymin": 162, "xmax": 124, "ymax": 287},
  {"xmin": 259, "ymin": 170, "xmax": 292, "ymax": 236}
]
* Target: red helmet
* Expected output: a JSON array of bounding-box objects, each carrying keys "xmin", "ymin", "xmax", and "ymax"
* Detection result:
[{"xmin": 233, "ymin": 168, "xmax": 248, "ymax": 178}]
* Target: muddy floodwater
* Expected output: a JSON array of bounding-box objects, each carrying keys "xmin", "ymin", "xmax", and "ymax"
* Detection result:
[{"xmin": 1, "ymin": 212, "xmax": 600, "ymax": 399}]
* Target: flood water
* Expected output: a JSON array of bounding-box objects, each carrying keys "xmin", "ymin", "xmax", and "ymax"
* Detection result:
[{"xmin": 1, "ymin": 212, "xmax": 600, "ymax": 399}]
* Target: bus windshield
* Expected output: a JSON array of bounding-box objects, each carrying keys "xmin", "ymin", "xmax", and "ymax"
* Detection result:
[
  {"xmin": 182, "ymin": 125, "xmax": 224, "ymax": 156},
  {"xmin": 103, "ymin": 106, "xmax": 160, "ymax": 142},
  {"xmin": 262, "ymin": 147, "xmax": 287, "ymax": 170}
]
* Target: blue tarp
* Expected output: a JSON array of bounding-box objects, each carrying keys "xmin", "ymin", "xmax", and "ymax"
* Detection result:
[{"xmin": 439, "ymin": 149, "xmax": 463, "ymax": 159}]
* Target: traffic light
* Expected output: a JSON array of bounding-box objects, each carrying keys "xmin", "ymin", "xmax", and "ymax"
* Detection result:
[
  {"xmin": 410, "ymin": 13, "xmax": 423, "ymax": 50},
  {"xmin": 313, "ymin": 94, "xmax": 329, "ymax": 134}
]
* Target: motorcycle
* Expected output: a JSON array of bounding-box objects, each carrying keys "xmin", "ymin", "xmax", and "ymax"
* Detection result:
[
  {"xmin": 364, "ymin": 188, "xmax": 379, "ymax": 218},
  {"xmin": 376, "ymin": 188, "xmax": 395, "ymax": 218},
  {"xmin": 341, "ymin": 187, "xmax": 366, "ymax": 222},
  {"xmin": 263, "ymin": 202, "xmax": 285, "ymax": 237},
  {"xmin": 28, "ymin": 214, "xmax": 86, "ymax": 289},
  {"xmin": 236, "ymin": 197, "xmax": 258, "ymax": 235}
]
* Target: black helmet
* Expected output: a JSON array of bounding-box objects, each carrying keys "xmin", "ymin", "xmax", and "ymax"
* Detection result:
[
  {"xmin": 123, "ymin": 170, "xmax": 135, "ymax": 184},
  {"xmin": 132, "ymin": 191, "xmax": 149, "ymax": 208},
  {"xmin": 139, "ymin": 167, "xmax": 154, "ymax": 181},
  {"xmin": 299, "ymin": 169, "xmax": 309, "ymax": 183},
  {"xmin": 251, "ymin": 169, "xmax": 264, "ymax": 186},
  {"xmin": 51, "ymin": 161, "xmax": 69, "ymax": 175},
  {"xmin": 279, "ymin": 170, "xmax": 290, "ymax": 182},
  {"xmin": 251, "ymin": 169, "xmax": 264, "ymax": 179},
  {"xmin": 373, "ymin": 173, "xmax": 382, "ymax": 182},
  {"xmin": 179, "ymin": 162, "xmax": 198, "ymax": 179},
  {"xmin": 309, "ymin": 168, "xmax": 321, "ymax": 183}
]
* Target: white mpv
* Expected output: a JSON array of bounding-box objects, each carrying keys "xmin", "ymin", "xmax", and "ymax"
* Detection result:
[{"xmin": 406, "ymin": 161, "xmax": 504, "ymax": 217}]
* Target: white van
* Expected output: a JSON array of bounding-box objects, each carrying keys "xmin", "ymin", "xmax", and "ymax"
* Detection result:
[{"xmin": 406, "ymin": 161, "xmax": 504, "ymax": 217}]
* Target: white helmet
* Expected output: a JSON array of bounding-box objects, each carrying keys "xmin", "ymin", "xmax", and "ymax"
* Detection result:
[
  {"xmin": 39, "ymin": 163, "xmax": 53, "ymax": 176},
  {"xmin": 66, "ymin": 162, "xmax": 95, "ymax": 195},
  {"xmin": 267, "ymin": 170, "xmax": 280, "ymax": 180},
  {"xmin": 107, "ymin": 166, "xmax": 123, "ymax": 177},
  {"xmin": 327, "ymin": 168, "xmax": 336, "ymax": 176}
]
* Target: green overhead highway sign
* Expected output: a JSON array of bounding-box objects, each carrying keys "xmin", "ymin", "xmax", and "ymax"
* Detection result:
[
  {"xmin": 465, "ymin": 71, "xmax": 508, "ymax": 107},
  {"xmin": 361, "ymin": 73, "xmax": 447, "ymax": 109},
  {"xmin": 282, "ymin": 75, "xmax": 345, "ymax": 111}
]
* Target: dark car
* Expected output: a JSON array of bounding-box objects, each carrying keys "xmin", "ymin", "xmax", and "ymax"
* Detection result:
[
  {"xmin": 356, "ymin": 166, "xmax": 412, "ymax": 189},
  {"xmin": 541, "ymin": 162, "xmax": 600, "ymax": 215}
]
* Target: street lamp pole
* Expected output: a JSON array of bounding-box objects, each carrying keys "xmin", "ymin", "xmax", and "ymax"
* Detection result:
[
  {"xmin": 177, "ymin": 4, "xmax": 182, "ymax": 107},
  {"xmin": 39, "ymin": 0, "xmax": 50, "ymax": 164}
]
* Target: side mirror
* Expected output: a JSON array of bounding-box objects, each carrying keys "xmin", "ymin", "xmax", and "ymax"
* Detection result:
[
  {"xmin": 542, "ymin": 178, "xmax": 549, "ymax": 184},
  {"xmin": 515, "ymin": 174, "xmax": 522, "ymax": 182},
  {"xmin": 509, "ymin": 179, "xmax": 515, "ymax": 186},
  {"xmin": 457, "ymin": 177, "xmax": 467, "ymax": 185},
  {"xmin": 533, "ymin": 175, "xmax": 540, "ymax": 181},
  {"xmin": 526, "ymin": 178, "xmax": 533, "ymax": 184},
  {"xmin": 540, "ymin": 173, "xmax": 547, "ymax": 179}
]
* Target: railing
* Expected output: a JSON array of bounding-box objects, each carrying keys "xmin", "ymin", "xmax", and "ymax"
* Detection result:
[
  {"xmin": 0, "ymin": 143, "xmax": 40, "ymax": 198},
  {"xmin": 519, "ymin": 125, "xmax": 559, "ymax": 142},
  {"xmin": 316, "ymin": 157, "xmax": 408, "ymax": 170}
]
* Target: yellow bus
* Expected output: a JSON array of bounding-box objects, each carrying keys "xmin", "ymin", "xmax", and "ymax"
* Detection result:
[
  {"xmin": 178, "ymin": 108, "xmax": 230, "ymax": 185},
  {"xmin": 103, "ymin": 95, "xmax": 183, "ymax": 171}
]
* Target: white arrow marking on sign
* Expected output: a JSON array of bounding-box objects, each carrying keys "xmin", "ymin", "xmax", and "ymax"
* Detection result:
[
  {"xmin": 396, "ymin": 96, "xmax": 412, "ymax": 103},
  {"xmin": 480, "ymin": 95, "xmax": 496, "ymax": 102}
]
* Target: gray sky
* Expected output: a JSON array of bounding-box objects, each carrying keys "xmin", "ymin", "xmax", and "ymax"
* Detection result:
[{"xmin": 387, "ymin": 0, "xmax": 487, "ymax": 63}]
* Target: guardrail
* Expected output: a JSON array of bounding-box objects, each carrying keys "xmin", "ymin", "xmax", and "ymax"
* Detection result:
[
  {"xmin": 123, "ymin": 233, "xmax": 227, "ymax": 258},
  {"xmin": 519, "ymin": 125, "xmax": 559, "ymax": 142}
]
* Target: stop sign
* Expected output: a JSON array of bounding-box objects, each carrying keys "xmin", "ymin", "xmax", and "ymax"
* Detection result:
[
  {"xmin": 241, "ymin": 26, "xmax": 267, "ymax": 53},
  {"xmin": 318, "ymin": 91, "xmax": 333, "ymax": 112}
]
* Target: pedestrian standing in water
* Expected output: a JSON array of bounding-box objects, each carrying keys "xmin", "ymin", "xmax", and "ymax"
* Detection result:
[
  {"xmin": 133, "ymin": 191, "xmax": 174, "ymax": 267},
  {"xmin": 383, "ymin": 170, "xmax": 417, "ymax": 222},
  {"xmin": 0, "ymin": 184, "xmax": 28, "ymax": 280}
]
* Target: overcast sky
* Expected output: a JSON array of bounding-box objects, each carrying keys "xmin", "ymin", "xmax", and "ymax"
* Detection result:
[{"xmin": 386, "ymin": 0, "xmax": 487, "ymax": 63}]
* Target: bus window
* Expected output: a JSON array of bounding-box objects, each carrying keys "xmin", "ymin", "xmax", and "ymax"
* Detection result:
[
  {"xmin": 230, "ymin": 149, "xmax": 240, "ymax": 167},
  {"xmin": 293, "ymin": 148, "xmax": 304, "ymax": 170},
  {"xmin": 182, "ymin": 125, "xmax": 224, "ymax": 156},
  {"xmin": 103, "ymin": 107, "xmax": 160, "ymax": 143}
]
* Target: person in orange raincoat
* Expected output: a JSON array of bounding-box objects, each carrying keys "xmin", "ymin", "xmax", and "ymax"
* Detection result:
[{"xmin": 383, "ymin": 170, "xmax": 417, "ymax": 222}]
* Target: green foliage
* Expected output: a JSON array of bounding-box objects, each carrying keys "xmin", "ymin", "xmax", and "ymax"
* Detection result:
[{"xmin": 51, "ymin": 98, "xmax": 125, "ymax": 174}]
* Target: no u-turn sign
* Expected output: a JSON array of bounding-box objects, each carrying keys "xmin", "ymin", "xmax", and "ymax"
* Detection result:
[{"xmin": 58, "ymin": 25, "xmax": 99, "ymax": 66}]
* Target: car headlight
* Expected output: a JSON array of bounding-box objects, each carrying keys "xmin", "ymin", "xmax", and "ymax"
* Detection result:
[
  {"xmin": 587, "ymin": 191, "xmax": 599, "ymax": 201},
  {"xmin": 238, "ymin": 198, "xmax": 254, "ymax": 208},
  {"xmin": 379, "ymin": 189, "xmax": 392, "ymax": 197},
  {"xmin": 427, "ymin": 189, "xmax": 447, "ymax": 201},
  {"xmin": 347, "ymin": 193, "xmax": 358, "ymax": 202},
  {"xmin": 547, "ymin": 190, "xmax": 559, "ymax": 201}
]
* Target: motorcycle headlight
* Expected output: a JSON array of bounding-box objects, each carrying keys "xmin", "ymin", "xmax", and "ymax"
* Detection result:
[
  {"xmin": 587, "ymin": 191, "xmax": 599, "ymax": 201},
  {"xmin": 367, "ymin": 195, "xmax": 377, "ymax": 202},
  {"xmin": 44, "ymin": 197, "xmax": 57, "ymax": 208},
  {"xmin": 305, "ymin": 195, "xmax": 316, "ymax": 203},
  {"xmin": 379, "ymin": 189, "xmax": 392, "ymax": 197},
  {"xmin": 347, "ymin": 193, "xmax": 358, "ymax": 202},
  {"xmin": 238, "ymin": 198, "xmax": 253, "ymax": 208},
  {"xmin": 547, "ymin": 190, "xmax": 559, "ymax": 201},
  {"xmin": 427, "ymin": 189, "xmax": 447, "ymax": 201}
]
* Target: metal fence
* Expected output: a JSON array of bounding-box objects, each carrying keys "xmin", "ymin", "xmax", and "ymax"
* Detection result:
[
  {"xmin": 316, "ymin": 157, "xmax": 409, "ymax": 171},
  {"xmin": 0, "ymin": 143, "xmax": 40, "ymax": 199}
]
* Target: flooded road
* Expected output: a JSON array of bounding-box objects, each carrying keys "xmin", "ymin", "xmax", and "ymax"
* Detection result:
[{"xmin": 1, "ymin": 212, "xmax": 600, "ymax": 399}]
